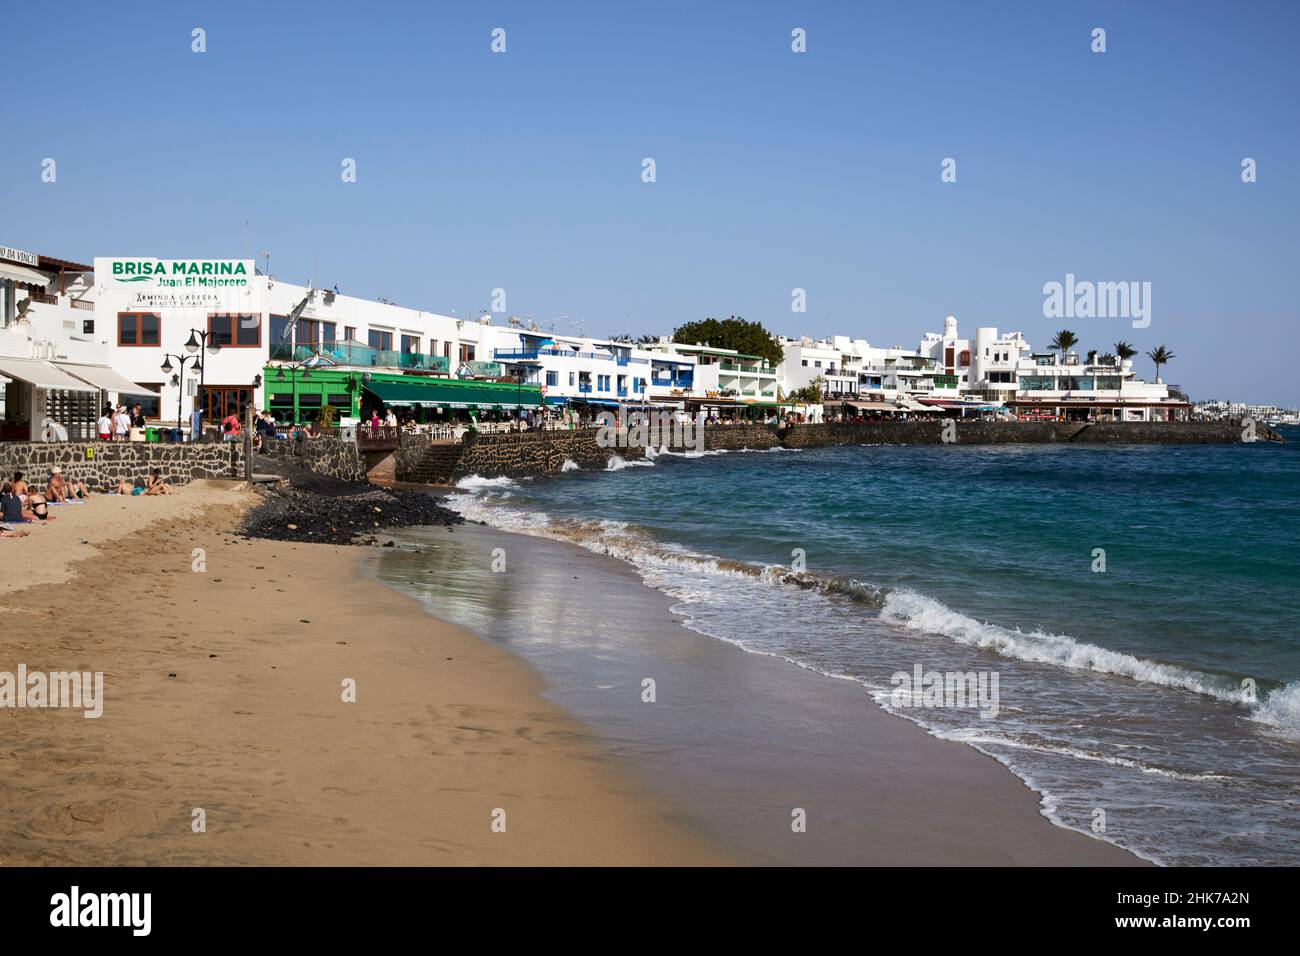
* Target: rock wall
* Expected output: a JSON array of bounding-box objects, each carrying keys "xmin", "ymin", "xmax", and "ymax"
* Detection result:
[
  {"xmin": 703, "ymin": 424, "xmax": 782, "ymax": 451},
  {"xmin": 0, "ymin": 441, "xmax": 242, "ymax": 490},
  {"xmin": 385, "ymin": 420, "xmax": 1278, "ymax": 486},
  {"xmin": 778, "ymin": 420, "xmax": 1275, "ymax": 446},
  {"xmin": 258, "ymin": 436, "xmax": 366, "ymax": 483},
  {"xmin": 454, "ymin": 430, "xmax": 647, "ymax": 479}
]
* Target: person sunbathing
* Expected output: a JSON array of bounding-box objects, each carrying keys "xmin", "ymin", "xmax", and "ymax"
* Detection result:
[
  {"xmin": 112, "ymin": 478, "xmax": 136, "ymax": 495},
  {"xmin": 144, "ymin": 469, "xmax": 174, "ymax": 495},
  {"xmin": 24, "ymin": 492, "xmax": 54, "ymax": 521},
  {"xmin": 47, "ymin": 467, "xmax": 91, "ymax": 500},
  {"xmin": 46, "ymin": 467, "xmax": 88, "ymax": 501},
  {"xmin": 1, "ymin": 481, "xmax": 31, "ymax": 526}
]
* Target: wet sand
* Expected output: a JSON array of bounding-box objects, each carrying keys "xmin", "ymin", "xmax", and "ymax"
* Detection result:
[
  {"xmin": 0, "ymin": 484, "xmax": 729, "ymax": 865},
  {"xmin": 375, "ymin": 521, "xmax": 1146, "ymax": 865}
]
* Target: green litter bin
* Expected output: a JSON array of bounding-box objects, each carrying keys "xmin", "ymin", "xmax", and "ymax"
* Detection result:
[{"xmin": 145, "ymin": 427, "xmax": 161, "ymax": 443}]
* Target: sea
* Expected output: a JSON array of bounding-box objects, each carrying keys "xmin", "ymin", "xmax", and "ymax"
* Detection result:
[{"xmin": 390, "ymin": 427, "xmax": 1300, "ymax": 866}]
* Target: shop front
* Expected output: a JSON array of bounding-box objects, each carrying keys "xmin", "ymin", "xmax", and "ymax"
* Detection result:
[{"xmin": 260, "ymin": 366, "xmax": 544, "ymax": 427}]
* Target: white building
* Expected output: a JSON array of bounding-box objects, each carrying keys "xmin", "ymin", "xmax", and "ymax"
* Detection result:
[
  {"xmin": 489, "ymin": 329, "xmax": 667, "ymax": 415},
  {"xmin": 94, "ymin": 257, "xmax": 513, "ymax": 429},
  {"xmin": 2, "ymin": 245, "xmax": 149, "ymax": 441}
]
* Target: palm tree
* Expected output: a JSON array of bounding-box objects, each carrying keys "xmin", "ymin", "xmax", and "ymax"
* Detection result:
[
  {"xmin": 1050, "ymin": 329, "xmax": 1078, "ymax": 366},
  {"xmin": 1113, "ymin": 340, "xmax": 1137, "ymax": 367},
  {"xmin": 1147, "ymin": 345, "xmax": 1175, "ymax": 384}
]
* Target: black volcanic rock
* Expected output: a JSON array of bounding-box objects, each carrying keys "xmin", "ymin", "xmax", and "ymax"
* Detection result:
[{"xmin": 242, "ymin": 475, "xmax": 462, "ymax": 545}]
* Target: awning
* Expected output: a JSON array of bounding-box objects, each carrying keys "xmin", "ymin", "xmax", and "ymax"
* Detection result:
[
  {"xmin": 0, "ymin": 263, "xmax": 50, "ymax": 288},
  {"xmin": 896, "ymin": 398, "xmax": 937, "ymax": 412},
  {"xmin": 844, "ymin": 399, "xmax": 896, "ymax": 412},
  {"xmin": 364, "ymin": 378, "xmax": 543, "ymax": 410},
  {"xmin": 55, "ymin": 362, "xmax": 150, "ymax": 394},
  {"xmin": 0, "ymin": 356, "xmax": 96, "ymax": 391},
  {"xmin": 545, "ymin": 395, "xmax": 570, "ymax": 405}
]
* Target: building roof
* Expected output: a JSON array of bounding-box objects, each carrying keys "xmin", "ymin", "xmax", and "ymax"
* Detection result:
[{"xmin": 37, "ymin": 255, "xmax": 94, "ymax": 273}]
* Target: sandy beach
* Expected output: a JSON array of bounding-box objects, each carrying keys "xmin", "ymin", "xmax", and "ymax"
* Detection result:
[
  {"xmin": 0, "ymin": 483, "xmax": 728, "ymax": 865},
  {"xmin": 1, "ymin": 480, "xmax": 1143, "ymax": 866}
]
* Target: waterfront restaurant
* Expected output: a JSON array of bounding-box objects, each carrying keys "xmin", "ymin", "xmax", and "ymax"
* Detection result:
[
  {"xmin": 260, "ymin": 365, "xmax": 543, "ymax": 428},
  {"xmin": 97, "ymin": 256, "xmax": 518, "ymax": 435}
]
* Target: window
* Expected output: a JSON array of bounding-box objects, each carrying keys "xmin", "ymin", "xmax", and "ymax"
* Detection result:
[
  {"xmin": 123, "ymin": 385, "xmax": 161, "ymax": 418},
  {"xmin": 118, "ymin": 312, "xmax": 160, "ymax": 346},
  {"xmin": 343, "ymin": 326, "xmax": 356, "ymax": 342},
  {"xmin": 814, "ymin": 360, "xmax": 821, "ymax": 368},
  {"xmin": 546, "ymin": 371, "xmax": 558, "ymax": 387},
  {"xmin": 321, "ymin": 322, "xmax": 337, "ymax": 347},
  {"xmin": 270, "ymin": 314, "xmax": 291, "ymax": 347},
  {"xmin": 368, "ymin": 330, "xmax": 393, "ymax": 351},
  {"xmin": 401, "ymin": 334, "xmax": 421, "ymax": 354},
  {"xmin": 568, "ymin": 371, "xmax": 575, "ymax": 386},
  {"xmin": 209, "ymin": 313, "xmax": 261, "ymax": 347},
  {"xmin": 296, "ymin": 318, "xmax": 319, "ymax": 346},
  {"xmin": 802, "ymin": 359, "xmax": 808, "ymax": 366},
  {"xmin": 198, "ymin": 386, "xmax": 253, "ymax": 422},
  {"xmin": 458, "ymin": 343, "xmax": 475, "ymax": 363}
]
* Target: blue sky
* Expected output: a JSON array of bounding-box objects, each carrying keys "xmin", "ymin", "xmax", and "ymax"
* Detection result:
[{"xmin": 6, "ymin": 0, "xmax": 1298, "ymax": 403}]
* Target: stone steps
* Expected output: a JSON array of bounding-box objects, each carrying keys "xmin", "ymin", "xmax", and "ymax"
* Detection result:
[{"xmin": 401, "ymin": 444, "xmax": 465, "ymax": 485}]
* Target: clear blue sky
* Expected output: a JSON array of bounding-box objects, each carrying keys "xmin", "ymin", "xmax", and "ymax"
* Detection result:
[{"xmin": 6, "ymin": 0, "xmax": 1297, "ymax": 404}]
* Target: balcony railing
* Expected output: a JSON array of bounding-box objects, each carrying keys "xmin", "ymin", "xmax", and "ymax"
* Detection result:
[
  {"xmin": 356, "ymin": 425, "xmax": 401, "ymax": 451},
  {"xmin": 494, "ymin": 349, "xmax": 540, "ymax": 360},
  {"xmin": 616, "ymin": 387, "xmax": 629, "ymax": 397},
  {"xmin": 719, "ymin": 362, "xmax": 776, "ymax": 375},
  {"xmin": 70, "ymin": 299, "xmax": 94, "ymax": 311},
  {"xmin": 268, "ymin": 342, "xmax": 451, "ymax": 372},
  {"xmin": 578, "ymin": 383, "xmax": 593, "ymax": 393}
]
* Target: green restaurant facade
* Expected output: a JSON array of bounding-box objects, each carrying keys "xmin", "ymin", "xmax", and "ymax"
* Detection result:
[{"xmin": 262, "ymin": 366, "xmax": 544, "ymax": 425}]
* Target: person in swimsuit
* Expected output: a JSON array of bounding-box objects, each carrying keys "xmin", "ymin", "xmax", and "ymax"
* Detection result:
[{"xmin": 144, "ymin": 469, "xmax": 174, "ymax": 495}]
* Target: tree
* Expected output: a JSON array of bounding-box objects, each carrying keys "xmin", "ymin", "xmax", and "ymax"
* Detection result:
[
  {"xmin": 1113, "ymin": 340, "xmax": 1137, "ymax": 366},
  {"xmin": 791, "ymin": 375, "xmax": 827, "ymax": 404},
  {"xmin": 1050, "ymin": 329, "xmax": 1078, "ymax": 366},
  {"xmin": 672, "ymin": 316, "xmax": 784, "ymax": 368},
  {"xmin": 1146, "ymin": 345, "xmax": 1175, "ymax": 384}
]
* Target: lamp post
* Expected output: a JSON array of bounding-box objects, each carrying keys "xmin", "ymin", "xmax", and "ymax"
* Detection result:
[
  {"xmin": 273, "ymin": 361, "xmax": 313, "ymax": 427},
  {"xmin": 160, "ymin": 351, "xmax": 201, "ymax": 441},
  {"xmin": 511, "ymin": 365, "xmax": 526, "ymax": 432},
  {"xmin": 184, "ymin": 327, "xmax": 222, "ymax": 429}
]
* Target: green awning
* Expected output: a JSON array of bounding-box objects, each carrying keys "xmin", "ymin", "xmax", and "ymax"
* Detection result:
[{"xmin": 363, "ymin": 379, "xmax": 542, "ymax": 409}]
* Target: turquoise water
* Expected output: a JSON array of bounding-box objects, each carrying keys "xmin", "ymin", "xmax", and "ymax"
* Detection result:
[{"xmin": 446, "ymin": 428, "xmax": 1300, "ymax": 865}]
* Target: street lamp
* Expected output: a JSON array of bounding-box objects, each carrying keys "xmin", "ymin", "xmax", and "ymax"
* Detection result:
[
  {"xmin": 511, "ymin": 365, "xmax": 526, "ymax": 431},
  {"xmin": 183, "ymin": 327, "xmax": 222, "ymax": 429},
  {"xmin": 160, "ymin": 350, "xmax": 201, "ymax": 441}
]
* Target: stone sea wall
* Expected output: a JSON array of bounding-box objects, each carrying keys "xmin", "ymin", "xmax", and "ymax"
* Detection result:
[
  {"xmin": 454, "ymin": 429, "xmax": 643, "ymax": 479},
  {"xmin": 0, "ymin": 441, "xmax": 242, "ymax": 489},
  {"xmin": 337, "ymin": 419, "xmax": 1278, "ymax": 487},
  {"xmin": 778, "ymin": 420, "xmax": 1273, "ymax": 446},
  {"xmin": 703, "ymin": 424, "xmax": 782, "ymax": 451},
  {"xmin": 259, "ymin": 436, "xmax": 366, "ymax": 483}
]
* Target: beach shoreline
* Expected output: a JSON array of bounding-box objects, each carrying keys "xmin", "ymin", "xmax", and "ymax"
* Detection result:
[
  {"xmin": 0, "ymin": 484, "xmax": 730, "ymax": 865},
  {"xmin": 372, "ymin": 515, "xmax": 1146, "ymax": 866}
]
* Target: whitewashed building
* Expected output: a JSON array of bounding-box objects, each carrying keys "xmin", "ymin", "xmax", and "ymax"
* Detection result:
[{"xmin": 1, "ymin": 245, "xmax": 149, "ymax": 441}]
